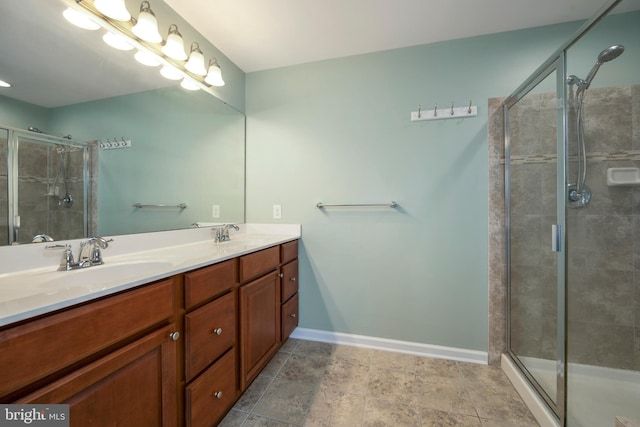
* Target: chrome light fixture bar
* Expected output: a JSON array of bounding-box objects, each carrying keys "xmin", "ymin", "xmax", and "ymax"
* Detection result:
[{"xmin": 62, "ymin": 0, "xmax": 225, "ymax": 94}]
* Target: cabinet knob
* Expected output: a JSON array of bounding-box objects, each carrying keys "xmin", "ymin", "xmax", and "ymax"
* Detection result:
[
  {"xmin": 290, "ymin": 276, "xmax": 296, "ymax": 282},
  {"xmin": 212, "ymin": 327, "xmax": 223, "ymax": 336},
  {"xmin": 213, "ymin": 391, "xmax": 223, "ymax": 399},
  {"xmin": 290, "ymin": 313, "xmax": 296, "ymax": 318},
  {"xmin": 169, "ymin": 331, "xmax": 180, "ymax": 341},
  {"xmin": 278, "ymin": 273, "xmax": 284, "ymax": 278}
]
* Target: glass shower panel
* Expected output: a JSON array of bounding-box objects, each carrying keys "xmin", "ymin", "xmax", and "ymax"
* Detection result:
[
  {"xmin": 565, "ymin": 1, "xmax": 640, "ymax": 425},
  {"xmin": 508, "ymin": 68, "xmax": 560, "ymax": 407},
  {"xmin": 15, "ymin": 136, "xmax": 86, "ymax": 244},
  {"xmin": 0, "ymin": 128, "xmax": 7, "ymax": 244}
]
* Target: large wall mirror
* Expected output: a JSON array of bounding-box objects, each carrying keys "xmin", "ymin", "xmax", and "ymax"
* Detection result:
[{"xmin": 0, "ymin": 0, "xmax": 245, "ymax": 246}]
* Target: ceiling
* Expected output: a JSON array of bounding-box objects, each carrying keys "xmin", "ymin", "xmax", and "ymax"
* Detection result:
[{"xmin": 164, "ymin": 0, "xmax": 611, "ymax": 73}]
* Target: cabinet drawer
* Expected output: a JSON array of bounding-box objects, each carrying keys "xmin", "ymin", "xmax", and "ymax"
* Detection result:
[
  {"xmin": 185, "ymin": 292, "xmax": 236, "ymax": 381},
  {"xmin": 280, "ymin": 240, "xmax": 298, "ymax": 263},
  {"xmin": 0, "ymin": 278, "xmax": 175, "ymax": 399},
  {"xmin": 281, "ymin": 293, "xmax": 299, "ymax": 341},
  {"xmin": 186, "ymin": 348, "xmax": 236, "ymax": 427},
  {"xmin": 184, "ymin": 259, "xmax": 237, "ymax": 310},
  {"xmin": 281, "ymin": 259, "xmax": 299, "ymax": 303},
  {"xmin": 239, "ymin": 246, "xmax": 279, "ymax": 283}
]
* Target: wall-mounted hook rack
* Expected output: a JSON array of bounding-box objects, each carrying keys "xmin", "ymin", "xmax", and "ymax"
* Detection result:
[
  {"xmin": 410, "ymin": 100, "xmax": 477, "ymax": 122},
  {"xmin": 99, "ymin": 137, "xmax": 132, "ymax": 150}
]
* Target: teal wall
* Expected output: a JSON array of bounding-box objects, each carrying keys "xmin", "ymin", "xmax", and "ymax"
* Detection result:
[
  {"xmin": 244, "ymin": 21, "xmax": 585, "ymax": 351},
  {"xmin": 0, "ymin": 95, "xmax": 50, "ymax": 130}
]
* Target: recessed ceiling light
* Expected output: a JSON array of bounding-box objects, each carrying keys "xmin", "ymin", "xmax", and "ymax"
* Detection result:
[{"xmin": 0, "ymin": 79, "xmax": 11, "ymax": 88}]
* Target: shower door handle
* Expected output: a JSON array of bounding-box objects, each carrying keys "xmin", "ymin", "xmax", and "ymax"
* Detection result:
[{"xmin": 551, "ymin": 224, "xmax": 561, "ymax": 253}]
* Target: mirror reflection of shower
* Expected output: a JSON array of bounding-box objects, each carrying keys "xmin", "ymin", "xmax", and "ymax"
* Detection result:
[
  {"xmin": 566, "ymin": 44, "xmax": 624, "ymax": 208},
  {"xmin": 48, "ymin": 145, "xmax": 74, "ymax": 208}
]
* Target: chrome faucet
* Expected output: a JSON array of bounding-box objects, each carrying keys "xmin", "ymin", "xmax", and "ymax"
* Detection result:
[
  {"xmin": 214, "ymin": 224, "xmax": 239, "ymax": 242},
  {"xmin": 78, "ymin": 237, "xmax": 112, "ymax": 267},
  {"xmin": 46, "ymin": 237, "xmax": 113, "ymax": 271}
]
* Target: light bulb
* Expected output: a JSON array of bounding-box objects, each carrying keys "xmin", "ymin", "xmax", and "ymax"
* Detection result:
[
  {"xmin": 204, "ymin": 59, "xmax": 225, "ymax": 86},
  {"xmin": 134, "ymin": 50, "xmax": 161, "ymax": 67},
  {"xmin": 63, "ymin": 8, "xmax": 100, "ymax": 30},
  {"xmin": 185, "ymin": 43, "xmax": 207, "ymax": 76},
  {"xmin": 161, "ymin": 25, "xmax": 187, "ymax": 61},
  {"xmin": 180, "ymin": 78, "xmax": 200, "ymax": 91},
  {"xmin": 160, "ymin": 66, "xmax": 183, "ymax": 80},
  {"xmin": 94, "ymin": 0, "xmax": 131, "ymax": 21},
  {"xmin": 132, "ymin": 1, "xmax": 163, "ymax": 43},
  {"xmin": 103, "ymin": 32, "xmax": 134, "ymax": 51}
]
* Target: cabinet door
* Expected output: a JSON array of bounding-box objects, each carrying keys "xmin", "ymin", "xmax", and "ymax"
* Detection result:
[
  {"xmin": 17, "ymin": 324, "xmax": 179, "ymax": 427},
  {"xmin": 280, "ymin": 259, "xmax": 298, "ymax": 303},
  {"xmin": 239, "ymin": 272, "xmax": 280, "ymax": 390}
]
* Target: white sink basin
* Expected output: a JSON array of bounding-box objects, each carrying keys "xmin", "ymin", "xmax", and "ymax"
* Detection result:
[{"xmin": 1, "ymin": 260, "xmax": 177, "ymax": 304}]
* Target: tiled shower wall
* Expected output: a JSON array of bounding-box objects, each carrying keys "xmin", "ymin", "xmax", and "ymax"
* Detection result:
[{"xmin": 488, "ymin": 85, "xmax": 640, "ymax": 371}]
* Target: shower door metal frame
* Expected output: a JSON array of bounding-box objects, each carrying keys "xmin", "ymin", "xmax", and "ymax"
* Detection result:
[
  {"xmin": 504, "ymin": 53, "xmax": 567, "ymax": 423},
  {"xmin": 3, "ymin": 126, "xmax": 89, "ymax": 244}
]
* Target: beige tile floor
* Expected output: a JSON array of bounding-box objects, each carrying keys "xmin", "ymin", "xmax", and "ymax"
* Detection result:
[{"xmin": 220, "ymin": 339, "xmax": 540, "ymax": 427}]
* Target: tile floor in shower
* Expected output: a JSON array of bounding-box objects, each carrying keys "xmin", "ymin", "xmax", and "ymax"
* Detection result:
[{"xmin": 219, "ymin": 339, "xmax": 539, "ymax": 426}]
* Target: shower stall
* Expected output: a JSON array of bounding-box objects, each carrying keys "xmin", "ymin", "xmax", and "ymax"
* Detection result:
[
  {"xmin": 0, "ymin": 126, "xmax": 91, "ymax": 245},
  {"xmin": 500, "ymin": 0, "xmax": 640, "ymax": 426}
]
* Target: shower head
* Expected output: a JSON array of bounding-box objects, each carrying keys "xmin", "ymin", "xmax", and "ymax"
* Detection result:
[{"xmin": 583, "ymin": 44, "xmax": 624, "ymax": 90}]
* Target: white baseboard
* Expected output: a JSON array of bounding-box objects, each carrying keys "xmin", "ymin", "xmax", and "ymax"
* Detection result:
[
  {"xmin": 501, "ymin": 354, "xmax": 560, "ymax": 427},
  {"xmin": 289, "ymin": 327, "xmax": 487, "ymax": 365}
]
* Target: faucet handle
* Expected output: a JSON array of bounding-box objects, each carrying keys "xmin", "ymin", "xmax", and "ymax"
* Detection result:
[{"xmin": 46, "ymin": 244, "xmax": 76, "ymax": 271}]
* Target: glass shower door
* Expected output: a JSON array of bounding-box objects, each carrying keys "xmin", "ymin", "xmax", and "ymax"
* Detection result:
[
  {"xmin": 506, "ymin": 60, "xmax": 565, "ymax": 417},
  {"xmin": 7, "ymin": 130, "xmax": 88, "ymax": 245}
]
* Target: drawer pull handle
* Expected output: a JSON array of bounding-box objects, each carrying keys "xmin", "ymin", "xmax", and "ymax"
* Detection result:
[
  {"xmin": 169, "ymin": 331, "xmax": 180, "ymax": 341},
  {"xmin": 278, "ymin": 273, "xmax": 284, "ymax": 278},
  {"xmin": 212, "ymin": 328, "xmax": 223, "ymax": 335},
  {"xmin": 290, "ymin": 277, "xmax": 296, "ymax": 282},
  {"xmin": 213, "ymin": 391, "xmax": 223, "ymax": 399},
  {"xmin": 290, "ymin": 313, "xmax": 296, "ymax": 318}
]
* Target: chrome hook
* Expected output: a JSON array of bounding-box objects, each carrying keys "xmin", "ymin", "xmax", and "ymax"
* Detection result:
[
  {"xmin": 450, "ymin": 101, "xmax": 455, "ymax": 116},
  {"xmin": 433, "ymin": 103, "xmax": 438, "ymax": 117},
  {"xmin": 418, "ymin": 104, "xmax": 421, "ymax": 118},
  {"xmin": 468, "ymin": 100, "xmax": 473, "ymax": 114}
]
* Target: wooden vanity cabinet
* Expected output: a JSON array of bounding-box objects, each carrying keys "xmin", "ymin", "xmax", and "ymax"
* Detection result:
[
  {"xmin": 1, "ymin": 239, "xmax": 300, "ymax": 426},
  {"xmin": 0, "ymin": 277, "xmax": 181, "ymax": 426}
]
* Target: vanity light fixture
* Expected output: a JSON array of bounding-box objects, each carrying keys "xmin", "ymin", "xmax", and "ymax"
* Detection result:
[
  {"xmin": 63, "ymin": 7, "xmax": 100, "ymax": 30},
  {"xmin": 64, "ymin": 1, "xmax": 225, "ymax": 93},
  {"xmin": 93, "ymin": 0, "xmax": 131, "ymax": 22},
  {"xmin": 160, "ymin": 65, "xmax": 183, "ymax": 80},
  {"xmin": 131, "ymin": 1, "xmax": 163, "ymax": 44},
  {"xmin": 0, "ymin": 79, "xmax": 11, "ymax": 88},
  {"xmin": 204, "ymin": 58, "xmax": 225, "ymax": 86},
  {"xmin": 102, "ymin": 31, "xmax": 134, "ymax": 51},
  {"xmin": 134, "ymin": 50, "xmax": 161, "ymax": 67},
  {"xmin": 180, "ymin": 78, "xmax": 200, "ymax": 91},
  {"xmin": 185, "ymin": 42, "xmax": 207, "ymax": 75},
  {"xmin": 161, "ymin": 24, "xmax": 187, "ymax": 61}
]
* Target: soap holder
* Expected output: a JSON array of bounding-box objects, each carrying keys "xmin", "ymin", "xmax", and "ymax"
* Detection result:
[{"xmin": 607, "ymin": 167, "xmax": 640, "ymax": 186}]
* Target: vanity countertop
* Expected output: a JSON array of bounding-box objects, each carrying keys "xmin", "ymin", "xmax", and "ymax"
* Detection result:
[{"xmin": 0, "ymin": 224, "xmax": 301, "ymax": 328}]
